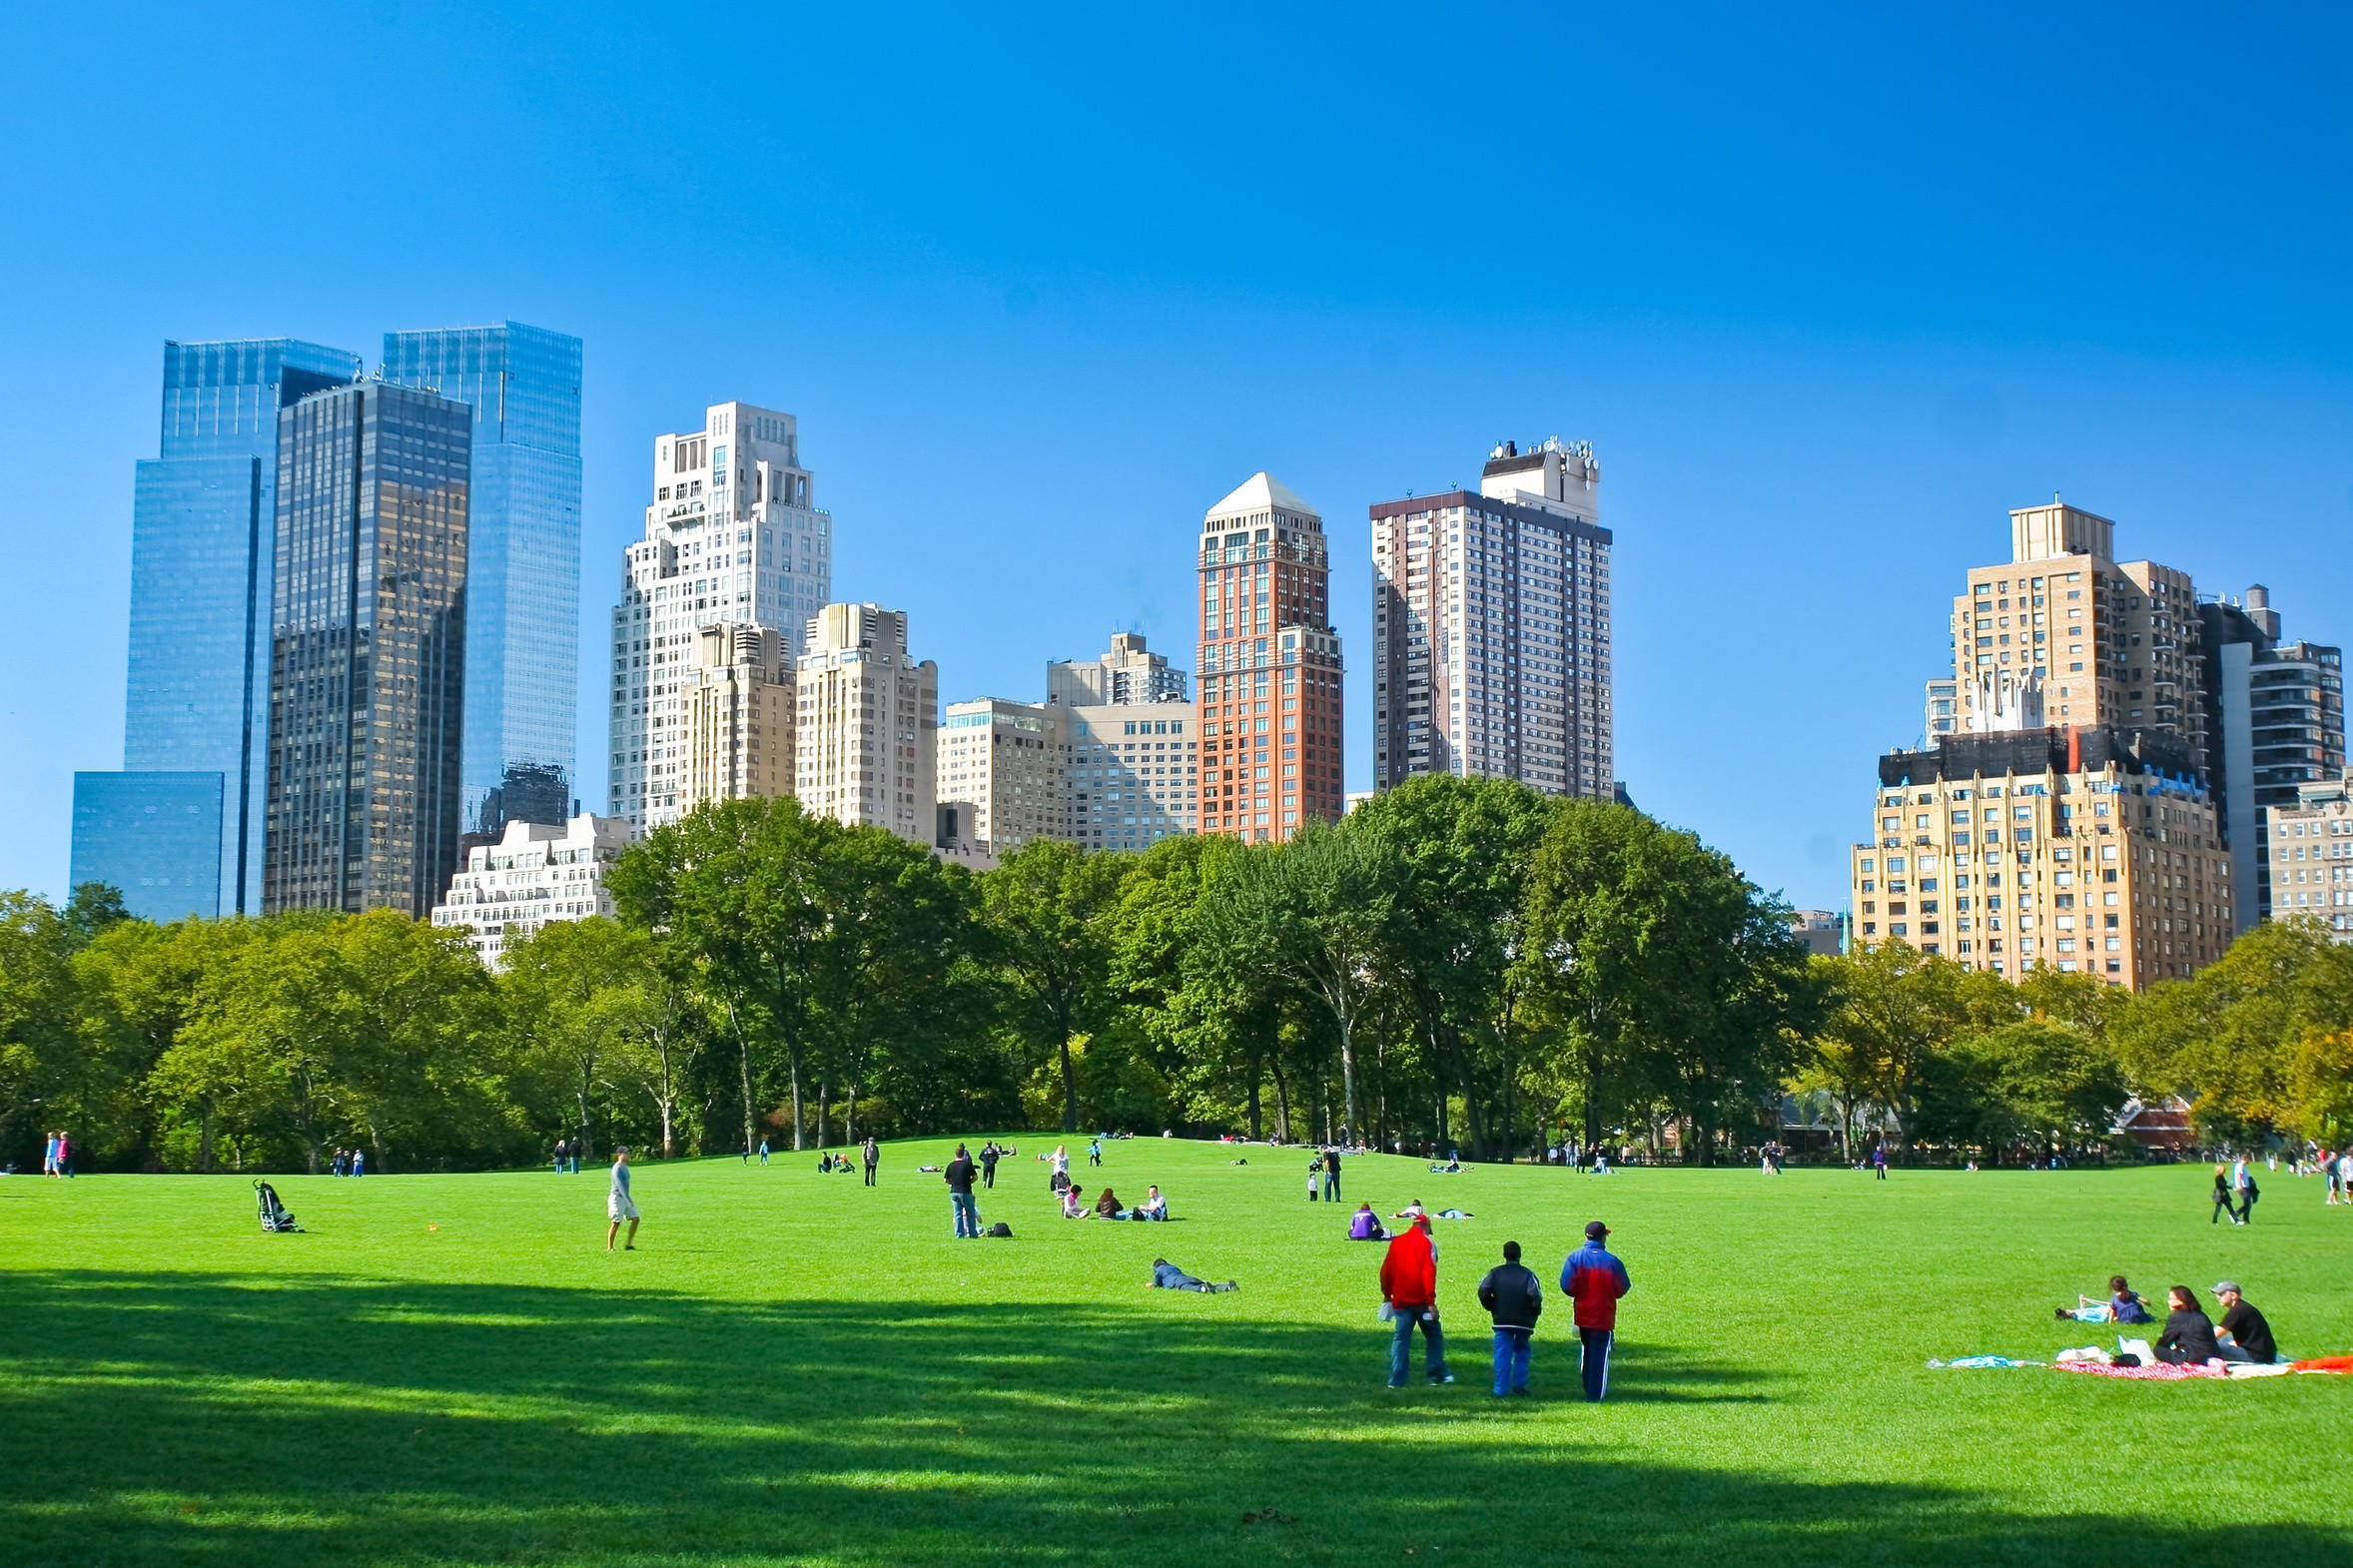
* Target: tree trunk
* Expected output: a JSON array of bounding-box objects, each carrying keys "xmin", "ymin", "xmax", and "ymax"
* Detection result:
[
  {"xmin": 845, "ymin": 1082, "xmax": 858, "ymax": 1146},
  {"xmin": 1270, "ymin": 1059, "xmax": 1292, "ymax": 1143},
  {"xmin": 198, "ymin": 1103, "xmax": 215, "ymax": 1174},
  {"xmin": 1333, "ymin": 1005, "xmax": 1362, "ymax": 1144},
  {"xmin": 817, "ymin": 1074, "xmax": 832, "ymax": 1150},
  {"xmin": 1245, "ymin": 1065, "xmax": 1262, "ymax": 1142}
]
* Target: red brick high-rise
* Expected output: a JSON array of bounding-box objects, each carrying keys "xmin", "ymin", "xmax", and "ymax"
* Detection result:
[{"xmin": 1193, "ymin": 473, "xmax": 1343, "ymax": 843}]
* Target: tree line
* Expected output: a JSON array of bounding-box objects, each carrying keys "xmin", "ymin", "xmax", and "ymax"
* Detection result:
[{"xmin": 5, "ymin": 774, "xmax": 2349, "ymax": 1173}]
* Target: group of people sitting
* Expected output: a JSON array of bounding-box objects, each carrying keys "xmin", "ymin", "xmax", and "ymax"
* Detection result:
[
  {"xmin": 1059, "ymin": 1182, "xmax": 1168, "ymax": 1221},
  {"xmin": 2059, "ymin": 1275, "xmax": 2278, "ymax": 1364},
  {"xmin": 813, "ymin": 1153, "xmax": 858, "ymax": 1174}
]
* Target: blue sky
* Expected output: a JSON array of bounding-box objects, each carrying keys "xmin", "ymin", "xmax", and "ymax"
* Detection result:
[{"xmin": 3, "ymin": 2, "xmax": 2348, "ymax": 910}]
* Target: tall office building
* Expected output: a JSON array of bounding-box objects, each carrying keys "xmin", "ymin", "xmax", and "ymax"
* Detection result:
[
  {"xmin": 1193, "ymin": 473, "xmax": 1342, "ymax": 844},
  {"xmin": 2199, "ymin": 584, "xmax": 2346, "ymax": 929},
  {"xmin": 608, "ymin": 402, "xmax": 829, "ymax": 832},
  {"xmin": 679, "ymin": 621, "xmax": 796, "ymax": 813},
  {"xmin": 73, "ymin": 338, "xmax": 362, "ymax": 916},
  {"xmin": 795, "ymin": 603, "xmax": 937, "ymax": 843},
  {"xmin": 383, "ymin": 323, "xmax": 583, "ymax": 834},
  {"xmin": 1948, "ymin": 502, "xmax": 2207, "ymax": 772},
  {"xmin": 1851, "ymin": 727, "xmax": 2229, "ymax": 988},
  {"xmin": 937, "ymin": 698, "xmax": 1069, "ymax": 854},
  {"xmin": 263, "ymin": 382, "xmax": 470, "ymax": 917},
  {"xmin": 1370, "ymin": 438, "xmax": 1612, "ymax": 796},
  {"xmin": 1048, "ymin": 631, "xmax": 1188, "ymax": 707}
]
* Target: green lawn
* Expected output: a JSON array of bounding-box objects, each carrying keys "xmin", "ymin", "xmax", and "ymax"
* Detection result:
[{"xmin": 4, "ymin": 1141, "xmax": 2349, "ymax": 1566}]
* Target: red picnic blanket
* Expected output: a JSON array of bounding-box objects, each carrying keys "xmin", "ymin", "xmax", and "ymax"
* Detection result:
[{"xmin": 2053, "ymin": 1360, "xmax": 2225, "ymax": 1380}]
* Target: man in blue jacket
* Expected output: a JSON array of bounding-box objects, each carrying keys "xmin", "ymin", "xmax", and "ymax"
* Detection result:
[{"xmin": 1560, "ymin": 1220, "xmax": 1631, "ymax": 1402}]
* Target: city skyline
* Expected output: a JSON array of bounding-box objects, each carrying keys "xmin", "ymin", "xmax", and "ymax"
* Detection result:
[{"xmin": 9, "ymin": 7, "xmax": 2353, "ymax": 916}]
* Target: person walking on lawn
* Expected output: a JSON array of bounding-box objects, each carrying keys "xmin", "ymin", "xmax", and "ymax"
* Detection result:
[
  {"xmin": 980, "ymin": 1141, "xmax": 1000, "ymax": 1189},
  {"xmin": 1380, "ymin": 1213, "xmax": 1452, "ymax": 1387},
  {"xmin": 1478, "ymin": 1240, "xmax": 1544, "ymax": 1397},
  {"xmin": 605, "ymin": 1148, "xmax": 640, "ymax": 1250},
  {"xmin": 1322, "ymin": 1146, "xmax": 1342, "ymax": 1201},
  {"xmin": 1561, "ymin": 1220, "xmax": 1631, "ymax": 1402},
  {"xmin": 862, "ymin": 1137, "xmax": 879, "ymax": 1186},
  {"xmin": 945, "ymin": 1144, "xmax": 982, "ymax": 1238}
]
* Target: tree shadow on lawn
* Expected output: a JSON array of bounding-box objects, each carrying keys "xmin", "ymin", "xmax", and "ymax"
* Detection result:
[{"xmin": 0, "ymin": 1269, "xmax": 2339, "ymax": 1568}]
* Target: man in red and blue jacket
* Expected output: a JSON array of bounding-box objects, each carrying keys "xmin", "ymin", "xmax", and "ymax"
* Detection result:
[{"xmin": 1560, "ymin": 1219, "xmax": 1631, "ymax": 1402}]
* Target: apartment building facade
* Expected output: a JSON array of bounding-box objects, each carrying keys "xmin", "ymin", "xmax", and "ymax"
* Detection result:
[
  {"xmin": 1193, "ymin": 473, "xmax": 1343, "ymax": 844},
  {"xmin": 429, "ymin": 812, "xmax": 629, "ymax": 968},
  {"xmin": 679, "ymin": 621, "xmax": 796, "ymax": 814},
  {"xmin": 1048, "ymin": 630, "xmax": 1188, "ymax": 707},
  {"xmin": 2200, "ymin": 584, "xmax": 2347, "ymax": 928},
  {"xmin": 1066, "ymin": 699, "xmax": 1197, "ymax": 852},
  {"xmin": 2262, "ymin": 771, "xmax": 2353, "ymax": 940},
  {"xmin": 937, "ymin": 697, "xmax": 1069, "ymax": 854},
  {"xmin": 1370, "ymin": 437, "xmax": 1613, "ymax": 798},
  {"xmin": 796, "ymin": 603, "xmax": 938, "ymax": 844},
  {"xmin": 608, "ymin": 401, "xmax": 831, "ymax": 831},
  {"xmin": 1850, "ymin": 728, "xmax": 2229, "ymax": 989}
]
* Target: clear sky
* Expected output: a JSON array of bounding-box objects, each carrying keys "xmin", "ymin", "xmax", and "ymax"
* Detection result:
[{"xmin": 3, "ymin": 3, "xmax": 2348, "ymax": 911}]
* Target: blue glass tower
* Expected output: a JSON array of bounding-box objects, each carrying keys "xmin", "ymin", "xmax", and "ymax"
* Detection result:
[
  {"xmin": 97, "ymin": 339, "xmax": 362, "ymax": 915},
  {"xmin": 382, "ymin": 323, "xmax": 582, "ymax": 834},
  {"xmin": 69, "ymin": 772, "xmax": 225, "ymax": 922}
]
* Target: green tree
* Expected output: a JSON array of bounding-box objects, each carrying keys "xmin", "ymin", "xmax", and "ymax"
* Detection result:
[
  {"xmin": 978, "ymin": 840, "xmax": 1131, "ymax": 1134},
  {"xmin": 501, "ymin": 916, "xmax": 655, "ymax": 1162},
  {"xmin": 0, "ymin": 891, "xmax": 79, "ymax": 1167}
]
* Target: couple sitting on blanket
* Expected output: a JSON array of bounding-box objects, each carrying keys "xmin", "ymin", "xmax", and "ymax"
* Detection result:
[{"xmin": 2151, "ymin": 1282, "xmax": 2277, "ymax": 1366}]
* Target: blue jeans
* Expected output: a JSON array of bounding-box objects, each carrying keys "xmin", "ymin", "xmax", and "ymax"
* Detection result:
[
  {"xmin": 1322, "ymin": 1171, "xmax": 1339, "ymax": 1200},
  {"xmin": 1389, "ymin": 1307, "xmax": 1447, "ymax": 1385},
  {"xmin": 1492, "ymin": 1328, "xmax": 1531, "ymax": 1395},
  {"xmin": 951, "ymin": 1191, "xmax": 981, "ymax": 1237}
]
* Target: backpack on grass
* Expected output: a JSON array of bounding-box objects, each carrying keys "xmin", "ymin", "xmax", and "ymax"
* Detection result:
[
  {"xmin": 987, "ymin": 1221, "xmax": 1013, "ymax": 1238},
  {"xmin": 255, "ymin": 1180, "xmax": 304, "ymax": 1232}
]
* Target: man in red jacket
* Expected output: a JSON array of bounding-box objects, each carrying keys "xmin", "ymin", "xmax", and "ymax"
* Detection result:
[
  {"xmin": 1560, "ymin": 1219, "xmax": 1632, "ymax": 1402},
  {"xmin": 1380, "ymin": 1214, "xmax": 1453, "ymax": 1387}
]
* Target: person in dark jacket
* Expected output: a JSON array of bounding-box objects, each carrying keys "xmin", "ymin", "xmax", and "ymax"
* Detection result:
[
  {"xmin": 2210, "ymin": 1164, "xmax": 2239, "ymax": 1225},
  {"xmin": 1477, "ymin": 1240, "xmax": 1544, "ymax": 1397},
  {"xmin": 2211, "ymin": 1281, "xmax": 2278, "ymax": 1362},
  {"xmin": 1151, "ymin": 1258, "xmax": 1236, "ymax": 1293},
  {"xmin": 2153, "ymin": 1285, "xmax": 2222, "ymax": 1364},
  {"xmin": 1560, "ymin": 1220, "xmax": 1631, "ymax": 1401},
  {"xmin": 944, "ymin": 1145, "xmax": 981, "ymax": 1238}
]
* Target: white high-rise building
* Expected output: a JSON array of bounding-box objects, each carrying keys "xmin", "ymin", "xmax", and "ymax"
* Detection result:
[
  {"xmin": 1370, "ymin": 438, "xmax": 1613, "ymax": 798},
  {"xmin": 607, "ymin": 401, "xmax": 831, "ymax": 833},
  {"xmin": 796, "ymin": 603, "xmax": 939, "ymax": 844},
  {"xmin": 429, "ymin": 812, "xmax": 630, "ymax": 969}
]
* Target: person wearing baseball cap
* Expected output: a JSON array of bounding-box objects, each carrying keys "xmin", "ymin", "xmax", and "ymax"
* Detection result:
[
  {"xmin": 1560, "ymin": 1220, "xmax": 1631, "ymax": 1402},
  {"xmin": 2211, "ymin": 1281, "xmax": 2277, "ymax": 1363}
]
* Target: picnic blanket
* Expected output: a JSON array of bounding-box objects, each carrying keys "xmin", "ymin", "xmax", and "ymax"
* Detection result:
[{"xmin": 2053, "ymin": 1360, "xmax": 2225, "ymax": 1380}]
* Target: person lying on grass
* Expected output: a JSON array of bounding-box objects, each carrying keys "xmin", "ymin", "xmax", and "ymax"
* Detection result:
[{"xmin": 1152, "ymin": 1258, "xmax": 1237, "ymax": 1293}]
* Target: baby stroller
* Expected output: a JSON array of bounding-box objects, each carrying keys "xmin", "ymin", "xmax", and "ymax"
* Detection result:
[{"xmin": 255, "ymin": 1179, "xmax": 304, "ymax": 1232}]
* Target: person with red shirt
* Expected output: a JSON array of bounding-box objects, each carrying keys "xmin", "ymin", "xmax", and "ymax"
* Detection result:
[
  {"xmin": 1559, "ymin": 1219, "xmax": 1631, "ymax": 1402},
  {"xmin": 1379, "ymin": 1213, "xmax": 1453, "ymax": 1387}
]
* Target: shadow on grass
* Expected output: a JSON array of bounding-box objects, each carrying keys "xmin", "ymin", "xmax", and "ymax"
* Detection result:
[{"xmin": 0, "ymin": 1269, "xmax": 2338, "ymax": 1567}]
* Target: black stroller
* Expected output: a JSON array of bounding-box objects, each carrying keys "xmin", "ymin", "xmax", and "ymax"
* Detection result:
[{"xmin": 255, "ymin": 1179, "xmax": 304, "ymax": 1232}]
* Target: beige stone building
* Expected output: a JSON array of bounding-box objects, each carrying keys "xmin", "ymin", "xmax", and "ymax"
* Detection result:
[
  {"xmin": 430, "ymin": 812, "xmax": 631, "ymax": 970},
  {"xmin": 937, "ymin": 697, "xmax": 1070, "ymax": 855},
  {"xmin": 2261, "ymin": 770, "xmax": 2353, "ymax": 940},
  {"xmin": 1952, "ymin": 502, "xmax": 2206, "ymax": 771},
  {"xmin": 795, "ymin": 603, "xmax": 938, "ymax": 844},
  {"xmin": 1850, "ymin": 728, "xmax": 2229, "ymax": 988},
  {"xmin": 678, "ymin": 622, "xmax": 795, "ymax": 813},
  {"xmin": 1049, "ymin": 631, "xmax": 1187, "ymax": 707},
  {"xmin": 1064, "ymin": 699, "xmax": 1197, "ymax": 852}
]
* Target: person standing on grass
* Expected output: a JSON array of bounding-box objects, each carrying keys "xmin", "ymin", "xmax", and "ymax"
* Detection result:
[
  {"xmin": 946, "ymin": 1144, "xmax": 981, "ymax": 1237},
  {"xmin": 552, "ymin": 1138, "xmax": 566, "ymax": 1174},
  {"xmin": 606, "ymin": 1148, "xmax": 640, "ymax": 1250},
  {"xmin": 1478, "ymin": 1240, "xmax": 1543, "ymax": 1398},
  {"xmin": 2211, "ymin": 1164, "xmax": 2240, "ymax": 1225},
  {"xmin": 758, "ymin": 1137, "xmax": 770, "ymax": 1166},
  {"xmin": 350, "ymin": 1146, "xmax": 365, "ymax": 1177},
  {"xmin": 1089, "ymin": 1137, "xmax": 1103, "ymax": 1168},
  {"xmin": 1379, "ymin": 1213, "xmax": 1452, "ymax": 1387},
  {"xmin": 980, "ymin": 1141, "xmax": 1000, "ymax": 1189},
  {"xmin": 1871, "ymin": 1145, "xmax": 1888, "ymax": 1180},
  {"xmin": 863, "ymin": 1137, "xmax": 879, "ymax": 1186},
  {"xmin": 1561, "ymin": 1220, "xmax": 1631, "ymax": 1403},
  {"xmin": 1322, "ymin": 1146, "xmax": 1342, "ymax": 1202}
]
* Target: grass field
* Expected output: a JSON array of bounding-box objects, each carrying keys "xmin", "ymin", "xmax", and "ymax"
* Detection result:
[{"xmin": 4, "ymin": 1140, "xmax": 2350, "ymax": 1566}]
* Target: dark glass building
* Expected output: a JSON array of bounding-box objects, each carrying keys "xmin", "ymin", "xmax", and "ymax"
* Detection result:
[
  {"xmin": 68, "ymin": 771, "xmax": 225, "ymax": 922},
  {"xmin": 263, "ymin": 383, "xmax": 471, "ymax": 917}
]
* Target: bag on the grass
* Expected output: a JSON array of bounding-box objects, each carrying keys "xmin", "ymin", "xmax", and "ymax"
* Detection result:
[
  {"xmin": 254, "ymin": 1179, "xmax": 303, "ymax": 1232},
  {"xmin": 987, "ymin": 1221, "xmax": 1013, "ymax": 1237}
]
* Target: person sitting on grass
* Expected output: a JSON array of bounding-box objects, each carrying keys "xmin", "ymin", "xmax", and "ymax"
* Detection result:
[
  {"xmin": 1095, "ymin": 1186, "xmax": 1125, "ymax": 1219},
  {"xmin": 1392, "ymin": 1199, "xmax": 1427, "ymax": 1221},
  {"xmin": 1153, "ymin": 1257, "xmax": 1238, "ymax": 1293},
  {"xmin": 1061, "ymin": 1184, "xmax": 1091, "ymax": 1219},
  {"xmin": 2152, "ymin": 1286, "xmax": 2222, "ymax": 1365},
  {"xmin": 1135, "ymin": 1185, "xmax": 1169, "ymax": 1221},
  {"xmin": 2211, "ymin": 1281, "xmax": 2278, "ymax": 1363},
  {"xmin": 2057, "ymin": 1275, "xmax": 2154, "ymax": 1324},
  {"xmin": 1348, "ymin": 1202, "xmax": 1388, "ymax": 1241}
]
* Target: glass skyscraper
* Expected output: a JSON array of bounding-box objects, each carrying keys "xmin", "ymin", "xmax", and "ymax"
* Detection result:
[
  {"xmin": 264, "ymin": 383, "xmax": 471, "ymax": 917},
  {"xmin": 382, "ymin": 323, "xmax": 582, "ymax": 835},
  {"xmin": 96, "ymin": 338, "xmax": 364, "ymax": 915},
  {"xmin": 69, "ymin": 772, "xmax": 225, "ymax": 923}
]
